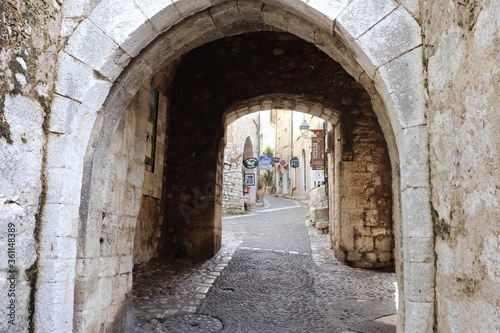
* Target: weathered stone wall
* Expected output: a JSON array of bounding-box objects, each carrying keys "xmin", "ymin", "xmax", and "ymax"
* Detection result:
[
  {"xmin": 0, "ymin": 1, "xmax": 61, "ymax": 331},
  {"xmin": 423, "ymin": 0, "xmax": 500, "ymax": 331},
  {"xmin": 222, "ymin": 169, "xmax": 245, "ymax": 214},
  {"xmin": 222, "ymin": 113, "xmax": 258, "ymax": 214},
  {"xmin": 72, "ymin": 80, "xmax": 146, "ymax": 332},
  {"xmin": 133, "ymin": 78, "xmax": 168, "ymax": 265},
  {"xmin": 334, "ymin": 94, "xmax": 393, "ymax": 269}
]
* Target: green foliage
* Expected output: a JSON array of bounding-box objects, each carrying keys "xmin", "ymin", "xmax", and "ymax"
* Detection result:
[{"xmin": 262, "ymin": 146, "xmax": 274, "ymax": 156}]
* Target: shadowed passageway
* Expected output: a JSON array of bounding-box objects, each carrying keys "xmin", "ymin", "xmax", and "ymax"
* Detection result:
[{"xmin": 132, "ymin": 196, "xmax": 396, "ymax": 332}]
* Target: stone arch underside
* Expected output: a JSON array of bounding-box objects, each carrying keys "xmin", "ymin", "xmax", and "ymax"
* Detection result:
[
  {"xmin": 224, "ymin": 94, "xmax": 393, "ymax": 271},
  {"xmin": 38, "ymin": 1, "xmax": 432, "ymax": 332}
]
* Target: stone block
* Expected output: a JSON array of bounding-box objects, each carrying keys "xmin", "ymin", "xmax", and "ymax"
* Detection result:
[
  {"xmin": 404, "ymin": 300, "xmax": 434, "ymax": 333},
  {"xmin": 286, "ymin": 14, "xmax": 316, "ymax": 44},
  {"xmin": 262, "ymin": 5, "xmax": 288, "ymax": 31},
  {"xmin": 315, "ymin": 221, "xmax": 329, "ymax": 230},
  {"xmin": 46, "ymin": 133, "xmax": 85, "ymax": 170},
  {"xmin": 346, "ymin": 251, "xmax": 362, "ymax": 262},
  {"xmin": 119, "ymin": 255, "xmax": 134, "ymax": 274},
  {"xmin": 401, "ymin": 187, "xmax": 433, "ymax": 238},
  {"xmin": 357, "ymin": 7, "xmax": 422, "ymax": 74},
  {"xmin": 371, "ymin": 227, "xmax": 389, "ymax": 236},
  {"xmin": 65, "ymin": 18, "xmax": 130, "ymax": 81},
  {"xmin": 404, "ymin": 237, "xmax": 434, "ymax": 263},
  {"xmin": 375, "ymin": 235, "xmax": 393, "ymax": 252},
  {"xmin": 404, "ymin": 261, "xmax": 435, "ymax": 302},
  {"xmin": 336, "ymin": 0, "xmax": 397, "ymax": 39},
  {"xmin": 49, "ymin": 94, "xmax": 79, "ymax": 135},
  {"xmin": 238, "ymin": 0, "xmax": 264, "ymax": 24},
  {"xmin": 40, "ymin": 236, "xmax": 77, "ymax": 260},
  {"xmin": 376, "ymin": 46, "xmax": 424, "ymax": 94},
  {"xmin": 172, "ymin": 0, "xmax": 212, "ymax": 16},
  {"xmin": 38, "ymin": 257, "xmax": 76, "ymax": 283},
  {"xmin": 308, "ymin": 104, "xmax": 324, "ymax": 117},
  {"xmin": 378, "ymin": 251, "xmax": 392, "ymax": 263},
  {"xmin": 45, "ymin": 167, "xmax": 84, "ymax": 205},
  {"xmin": 35, "ymin": 280, "xmax": 75, "ymax": 333},
  {"xmin": 41, "ymin": 203, "xmax": 79, "ymax": 238},
  {"xmin": 55, "ymin": 51, "xmax": 94, "ymax": 103},
  {"xmin": 98, "ymin": 256, "xmax": 119, "ymax": 277},
  {"xmin": 88, "ymin": 0, "xmax": 156, "ymax": 57},
  {"xmin": 305, "ymin": 0, "xmax": 349, "ymax": 33},
  {"xmin": 365, "ymin": 252, "xmax": 378, "ymax": 263},
  {"xmin": 210, "ymin": 2, "xmax": 240, "ymax": 29},
  {"xmin": 187, "ymin": 11, "xmax": 219, "ymax": 37},
  {"xmin": 355, "ymin": 236, "xmax": 374, "ymax": 252},
  {"xmin": 76, "ymin": 258, "xmax": 100, "ymax": 278},
  {"xmin": 311, "ymin": 207, "xmax": 329, "ymax": 222},
  {"xmin": 98, "ymin": 277, "xmax": 114, "ymax": 310},
  {"xmin": 134, "ymin": 0, "xmax": 181, "ymax": 32},
  {"xmin": 396, "ymin": 126, "xmax": 430, "ymax": 188}
]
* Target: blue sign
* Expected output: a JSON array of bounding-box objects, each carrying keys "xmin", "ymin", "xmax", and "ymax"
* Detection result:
[
  {"xmin": 259, "ymin": 156, "xmax": 274, "ymax": 170},
  {"xmin": 290, "ymin": 156, "xmax": 299, "ymax": 168}
]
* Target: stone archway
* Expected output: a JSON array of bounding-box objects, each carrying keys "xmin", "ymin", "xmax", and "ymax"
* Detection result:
[
  {"xmin": 224, "ymin": 94, "xmax": 393, "ymax": 270},
  {"xmin": 38, "ymin": 1, "xmax": 431, "ymax": 332}
]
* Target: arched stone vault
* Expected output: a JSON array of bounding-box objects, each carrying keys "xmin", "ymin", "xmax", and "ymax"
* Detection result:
[{"xmin": 38, "ymin": 0, "xmax": 432, "ymax": 332}]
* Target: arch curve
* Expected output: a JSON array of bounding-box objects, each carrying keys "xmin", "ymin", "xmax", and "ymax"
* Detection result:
[{"xmin": 39, "ymin": 0, "xmax": 432, "ymax": 332}]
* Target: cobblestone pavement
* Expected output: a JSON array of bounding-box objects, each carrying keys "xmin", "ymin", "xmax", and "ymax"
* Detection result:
[{"xmin": 131, "ymin": 196, "xmax": 397, "ymax": 333}]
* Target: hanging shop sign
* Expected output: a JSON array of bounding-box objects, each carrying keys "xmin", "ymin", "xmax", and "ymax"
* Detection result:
[
  {"xmin": 290, "ymin": 156, "xmax": 299, "ymax": 168},
  {"xmin": 244, "ymin": 173, "xmax": 255, "ymax": 186},
  {"xmin": 243, "ymin": 157, "xmax": 259, "ymax": 169},
  {"xmin": 259, "ymin": 156, "xmax": 274, "ymax": 170},
  {"xmin": 311, "ymin": 130, "xmax": 324, "ymax": 171}
]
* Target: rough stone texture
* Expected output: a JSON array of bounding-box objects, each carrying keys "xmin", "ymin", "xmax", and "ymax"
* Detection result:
[
  {"xmin": 0, "ymin": 1, "xmax": 61, "ymax": 332},
  {"xmin": 423, "ymin": 0, "xmax": 500, "ymax": 331},
  {"xmin": 2, "ymin": 0, "xmax": 498, "ymax": 332},
  {"xmin": 308, "ymin": 186, "xmax": 329, "ymax": 232}
]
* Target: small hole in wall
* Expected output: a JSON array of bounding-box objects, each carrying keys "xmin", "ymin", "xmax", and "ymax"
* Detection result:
[{"xmin": 100, "ymin": 237, "xmax": 105, "ymax": 255}]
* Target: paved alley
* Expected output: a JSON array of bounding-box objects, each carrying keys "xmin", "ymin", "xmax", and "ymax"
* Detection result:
[{"xmin": 131, "ymin": 196, "xmax": 397, "ymax": 333}]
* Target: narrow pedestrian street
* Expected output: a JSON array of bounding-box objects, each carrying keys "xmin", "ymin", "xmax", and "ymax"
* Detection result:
[{"xmin": 131, "ymin": 196, "xmax": 397, "ymax": 333}]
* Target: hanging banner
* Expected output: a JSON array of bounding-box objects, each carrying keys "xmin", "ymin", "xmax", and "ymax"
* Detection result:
[
  {"xmin": 243, "ymin": 157, "xmax": 259, "ymax": 169},
  {"xmin": 311, "ymin": 130, "xmax": 324, "ymax": 171},
  {"xmin": 259, "ymin": 156, "xmax": 274, "ymax": 170},
  {"xmin": 290, "ymin": 156, "xmax": 299, "ymax": 168}
]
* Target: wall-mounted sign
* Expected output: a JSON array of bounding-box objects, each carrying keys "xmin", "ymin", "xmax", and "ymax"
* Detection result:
[
  {"xmin": 311, "ymin": 130, "xmax": 324, "ymax": 171},
  {"xmin": 259, "ymin": 156, "xmax": 274, "ymax": 170},
  {"xmin": 243, "ymin": 157, "xmax": 259, "ymax": 169},
  {"xmin": 290, "ymin": 156, "xmax": 299, "ymax": 168},
  {"xmin": 244, "ymin": 173, "xmax": 255, "ymax": 186}
]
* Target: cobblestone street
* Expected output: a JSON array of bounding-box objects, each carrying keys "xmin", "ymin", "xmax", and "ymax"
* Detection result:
[{"xmin": 131, "ymin": 196, "xmax": 397, "ymax": 333}]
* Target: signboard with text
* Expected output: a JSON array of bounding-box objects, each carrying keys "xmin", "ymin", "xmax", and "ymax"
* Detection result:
[
  {"xmin": 290, "ymin": 156, "xmax": 299, "ymax": 168},
  {"xmin": 311, "ymin": 130, "xmax": 324, "ymax": 171},
  {"xmin": 259, "ymin": 156, "xmax": 274, "ymax": 170}
]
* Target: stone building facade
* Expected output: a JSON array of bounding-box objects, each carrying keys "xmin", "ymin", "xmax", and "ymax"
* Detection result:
[{"xmin": 0, "ymin": 1, "xmax": 498, "ymax": 333}]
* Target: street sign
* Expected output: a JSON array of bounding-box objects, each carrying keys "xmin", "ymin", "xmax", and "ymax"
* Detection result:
[{"xmin": 290, "ymin": 156, "xmax": 299, "ymax": 168}]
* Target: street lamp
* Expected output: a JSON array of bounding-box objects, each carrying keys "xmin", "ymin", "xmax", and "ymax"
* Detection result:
[{"xmin": 299, "ymin": 119, "xmax": 310, "ymax": 138}]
